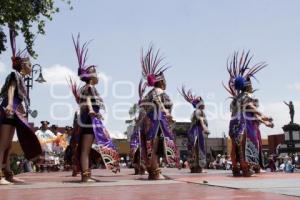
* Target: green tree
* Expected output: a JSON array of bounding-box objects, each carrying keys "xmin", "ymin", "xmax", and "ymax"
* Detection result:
[{"xmin": 0, "ymin": 0, "xmax": 72, "ymax": 57}]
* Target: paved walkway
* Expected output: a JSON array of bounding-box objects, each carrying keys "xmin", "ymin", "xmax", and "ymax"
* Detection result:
[{"xmin": 0, "ymin": 169, "xmax": 299, "ymax": 200}]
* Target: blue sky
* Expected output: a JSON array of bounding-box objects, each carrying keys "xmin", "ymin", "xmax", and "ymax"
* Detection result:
[{"xmin": 0, "ymin": 0, "xmax": 299, "ymax": 138}]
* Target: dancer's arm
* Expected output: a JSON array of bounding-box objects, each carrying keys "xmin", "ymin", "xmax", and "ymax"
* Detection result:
[
  {"xmin": 87, "ymin": 96, "xmax": 96, "ymax": 117},
  {"xmin": 6, "ymin": 80, "xmax": 16, "ymax": 116},
  {"xmin": 199, "ymin": 118, "xmax": 209, "ymax": 134},
  {"xmin": 254, "ymin": 113, "xmax": 274, "ymax": 128},
  {"xmin": 245, "ymin": 101, "xmax": 273, "ymax": 127},
  {"xmin": 198, "ymin": 111, "xmax": 209, "ymax": 134},
  {"xmin": 246, "ymin": 102, "xmax": 271, "ymax": 120},
  {"xmin": 153, "ymin": 89, "xmax": 173, "ymax": 118}
]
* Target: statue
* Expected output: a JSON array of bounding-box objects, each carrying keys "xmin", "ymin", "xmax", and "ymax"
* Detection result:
[{"xmin": 284, "ymin": 101, "xmax": 295, "ymax": 124}]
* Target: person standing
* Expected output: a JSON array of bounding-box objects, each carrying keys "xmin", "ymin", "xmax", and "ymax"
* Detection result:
[
  {"xmin": 139, "ymin": 45, "xmax": 179, "ymax": 180},
  {"xmin": 35, "ymin": 121, "xmax": 57, "ymax": 172},
  {"xmin": 0, "ymin": 28, "xmax": 42, "ymax": 184},
  {"xmin": 223, "ymin": 51, "xmax": 274, "ymax": 177},
  {"xmin": 69, "ymin": 34, "xmax": 120, "ymax": 182},
  {"xmin": 179, "ymin": 86, "xmax": 209, "ymax": 173}
]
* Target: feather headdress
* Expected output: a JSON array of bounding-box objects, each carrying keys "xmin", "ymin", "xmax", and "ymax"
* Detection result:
[
  {"xmin": 138, "ymin": 79, "xmax": 147, "ymax": 100},
  {"xmin": 9, "ymin": 27, "xmax": 31, "ymax": 72},
  {"xmin": 138, "ymin": 79, "xmax": 147, "ymax": 105},
  {"xmin": 72, "ymin": 34, "xmax": 96, "ymax": 82},
  {"xmin": 179, "ymin": 86, "xmax": 204, "ymax": 108},
  {"xmin": 141, "ymin": 45, "xmax": 169, "ymax": 87},
  {"xmin": 223, "ymin": 50, "xmax": 267, "ymax": 96},
  {"xmin": 67, "ymin": 77, "xmax": 80, "ymax": 104}
]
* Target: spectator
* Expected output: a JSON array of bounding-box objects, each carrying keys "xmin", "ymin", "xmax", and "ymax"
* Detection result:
[
  {"xmin": 35, "ymin": 121, "xmax": 57, "ymax": 172},
  {"xmin": 284, "ymin": 156, "xmax": 294, "ymax": 173},
  {"xmin": 268, "ymin": 155, "xmax": 276, "ymax": 172}
]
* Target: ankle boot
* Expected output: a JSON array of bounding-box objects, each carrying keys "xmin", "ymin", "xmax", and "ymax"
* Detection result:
[
  {"xmin": 0, "ymin": 170, "xmax": 12, "ymax": 185},
  {"xmin": 232, "ymin": 166, "xmax": 242, "ymax": 177},
  {"xmin": 3, "ymin": 170, "xmax": 13, "ymax": 182},
  {"xmin": 81, "ymin": 170, "xmax": 95, "ymax": 183},
  {"xmin": 148, "ymin": 168, "xmax": 162, "ymax": 180}
]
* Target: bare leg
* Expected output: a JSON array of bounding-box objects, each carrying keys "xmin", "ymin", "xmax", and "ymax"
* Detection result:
[
  {"xmin": 2, "ymin": 127, "xmax": 23, "ymax": 183},
  {"xmin": 0, "ymin": 124, "xmax": 15, "ymax": 185},
  {"xmin": 148, "ymin": 137, "xmax": 165, "ymax": 180},
  {"xmin": 80, "ymin": 134, "xmax": 94, "ymax": 182},
  {"xmin": 3, "ymin": 127, "xmax": 15, "ymax": 172},
  {"xmin": 230, "ymin": 139, "xmax": 241, "ymax": 176},
  {"xmin": 150, "ymin": 138, "xmax": 159, "ymax": 170}
]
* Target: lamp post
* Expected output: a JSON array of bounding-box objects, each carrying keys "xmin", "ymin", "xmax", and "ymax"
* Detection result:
[{"xmin": 24, "ymin": 63, "xmax": 46, "ymax": 117}]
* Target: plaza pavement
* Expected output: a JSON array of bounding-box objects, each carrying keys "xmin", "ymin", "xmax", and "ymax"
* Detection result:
[{"xmin": 0, "ymin": 168, "xmax": 299, "ymax": 200}]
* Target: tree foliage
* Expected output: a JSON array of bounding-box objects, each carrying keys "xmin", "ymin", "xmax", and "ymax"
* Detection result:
[{"xmin": 0, "ymin": 0, "xmax": 72, "ymax": 57}]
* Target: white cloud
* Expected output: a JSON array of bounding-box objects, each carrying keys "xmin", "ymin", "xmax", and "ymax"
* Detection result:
[
  {"xmin": 43, "ymin": 64, "xmax": 112, "ymax": 86},
  {"xmin": 43, "ymin": 64, "xmax": 78, "ymax": 85}
]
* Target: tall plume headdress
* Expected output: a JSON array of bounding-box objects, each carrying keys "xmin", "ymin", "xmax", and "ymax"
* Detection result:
[
  {"xmin": 179, "ymin": 86, "xmax": 204, "ymax": 109},
  {"xmin": 72, "ymin": 34, "xmax": 96, "ymax": 82},
  {"xmin": 223, "ymin": 50, "xmax": 267, "ymax": 97},
  {"xmin": 67, "ymin": 77, "xmax": 80, "ymax": 104},
  {"xmin": 141, "ymin": 45, "xmax": 169, "ymax": 87},
  {"xmin": 138, "ymin": 79, "xmax": 147, "ymax": 105},
  {"xmin": 9, "ymin": 27, "xmax": 31, "ymax": 72}
]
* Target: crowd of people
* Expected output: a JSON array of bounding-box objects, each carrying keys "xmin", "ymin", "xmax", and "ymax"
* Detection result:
[
  {"xmin": 267, "ymin": 154, "xmax": 300, "ymax": 173},
  {"xmin": 34, "ymin": 121, "xmax": 72, "ymax": 172},
  {"xmin": 205, "ymin": 153, "xmax": 300, "ymax": 173}
]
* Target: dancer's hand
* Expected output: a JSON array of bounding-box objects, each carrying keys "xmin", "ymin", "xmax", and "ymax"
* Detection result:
[
  {"xmin": 96, "ymin": 113, "xmax": 104, "ymax": 120},
  {"xmin": 262, "ymin": 116, "xmax": 273, "ymax": 122},
  {"xmin": 5, "ymin": 104, "xmax": 14, "ymax": 117},
  {"xmin": 265, "ymin": 121, "xmax": 274, "ymax": 128},
  {"xmin": 88, "ymin": 110, "xmax": 97, "ymax": 118},
  {"xmin": 204, "ymin": 128, "xmax": 210, "ymax": 135},
  {"xmin": 268, "ymin": 117, "xmax": 273, "ymax": 122},
  {"xmin": 166, "ymin": 114, "xmax": 175, "ymax": 123}
]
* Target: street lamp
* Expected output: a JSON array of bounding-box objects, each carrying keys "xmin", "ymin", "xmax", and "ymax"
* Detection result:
[{"xmin": 24, "ymin": 63, "xmax": 46, "ymax": 118}]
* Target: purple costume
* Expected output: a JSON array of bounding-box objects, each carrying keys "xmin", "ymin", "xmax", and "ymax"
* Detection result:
[
  {"xmin": 141, "ymin": 88, "xmax": 179, "ymax": 167},
  {"xmin": 79, "ymin": 85, "xmax": 120, "ymax": 172},
  {"xmin": 0, "ymin": 72, "xmax": 42, "ymax": 160},
  {"xmin": 139, "ymin": 46, "xmax": 179, "ymax": 179},
  {"xmin": 179, "ymin": 87, "xmax": 208, "ymax": 173},
  {"xmin": 70, "ymin": 35, "xmax": 120, "ymax": 173},
  {"xmin": 0, "ymin": 29, "xmax": 42, "ymax": 162},
  {"xmin": 224, "ymin": 50, "xmax": 271, "ymax": 176}
]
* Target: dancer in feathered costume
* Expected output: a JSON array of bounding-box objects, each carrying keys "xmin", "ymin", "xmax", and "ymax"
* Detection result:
[
  {"xmin": 66, "ymin": 90, "xmax": 104, "ymax": 178},
  {"xmin": 0, "ymin": 28, "xmax": 42, "ymax": 184},
  {"xmin": 223, "ymin": 51, "xmax": 274, "ymax": 177},
  {"xmin": 130, "ymin": 80, "xmax": 147, "ymax": 175},
  {"xmin": 179, "ymin": 87, "xmax": 209, "ymax": 173},
  {"xmin": 69, "ymin": 34, "xmax": 120, "ymax": 182},
  {"xmin": 139, "ymin": 46, "xmax": 179, "ymax": 180}
]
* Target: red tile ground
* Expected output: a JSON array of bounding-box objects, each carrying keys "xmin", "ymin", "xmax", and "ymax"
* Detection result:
[{"xmin": 0, "ymin": 169, "xmax": 298, "ymax": 200}]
